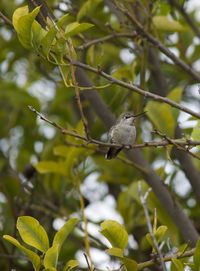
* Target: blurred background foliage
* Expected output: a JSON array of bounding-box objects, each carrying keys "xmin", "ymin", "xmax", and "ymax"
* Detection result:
[{"xmin": 1, "ymin": 0, "xmax": 200, "ymax": 270}]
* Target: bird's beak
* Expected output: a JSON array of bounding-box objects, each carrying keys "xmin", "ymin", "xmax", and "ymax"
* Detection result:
[{"xmin": 133, "ymin": 111, "xmax": 147, "ymax": 118}]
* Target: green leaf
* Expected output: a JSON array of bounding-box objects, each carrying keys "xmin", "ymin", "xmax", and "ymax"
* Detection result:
[
  {"xmin": 13, "ymin": 6, "xmax": 41, "ymax": 49},
  {"xmin": 65, "ymin": 22, "xmax": 94, "ymax": 38},
  {"xmin": 53, "ymin": 218, "xmax": 78, "ymax": 253},
  {"xmin": 167, "ymin": 87, "xmax": 183, "ymax": 119},
  {"xmin": 145, "ymin": 101, "xmax": 175, "ymax": 137},
  {"xmin": 31, "ymin": 20, "xmax": 47, "ymax": 50},
  {"xmin": 153, "ymin": 16, "xmax": 186, "ymax": 32},
  {"xmin": 194, "ymin": 239, "xmax": 200, "ymax": 270},
  {"xmin": 121, "ymin": 257, "xmax": 138, "ymax": 271},
  {"xmin": 171, "ymin": 258, "xmax": 184, "ymax": 271},
  {"xmin": 77, "ymin": 0, "xmax": 102, "ymax": 21},
  {"xmin": 35, "ymin": 161, "xmax": 67, "ymax": 175},
  {"xmin": 167, "ymin": 87, "xmax": 183, "ymax": 102},
  {"xmin": 53, "ymin": 145, "xmax": 69, "ymax": 158},
  {"xmin": 41, "ymin": 26, "xmax": 58, "ymax": 57},
  {"xmin": 112, "ymin": 65, "xmax": 135, "ymax": 81},
  {"xmin": 64, "ymin": 259, "xmax": 79, "ymax": 271},
  {"xmin": 12, "ymin": 5, "xmax": 29, "ymax": 30},
  {"xmin": 155, "ymin": 225, "xmax": 168, "ymax": 243},
  {"xmin": 17, "ymin": 216, "xmax": 49, "ymax": 253},
  {"xmin": 146, "ymin": 226, "xmax": 167, "ymax": 249},
  {"xmin": 43, "ymin": 268, "xmax": 57, "ymax": 271},
  {"xmin": 106, "ymin": 248, "xmax": 137, "ymax": 271},
  {"xmin": 44, "ymin": 245, "xmax": 59, "ymax": 269},
  {"xmin": 192, "ymin": 120, "xmax": 200, "ymax": 141},
  {"xmin": 41, "ymin": 14, "xmax": 70, "ymax": 56},
  {"xmin": 3, "ymin": 235, "xmax": 41, "ymax": 271},
  {"xmin": 100, "ymin": 220, "xmax": 128, "ymax": 250},
  {"xmin": 57, "ymin": 13, "xmax": 70, "ymax": 28},
  {"xmin": 106, "ymin": 247, "xmax": 124, "ymax": 257},
  {"xmin": 145, "ymin": 87, "xmax": 182, "ymax": 137}
]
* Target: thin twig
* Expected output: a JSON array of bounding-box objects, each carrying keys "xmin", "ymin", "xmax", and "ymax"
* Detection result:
[
  {"xmin": 83, "ymin": 253, "xmax": 93, "ymax": 271},
  {"xmin": 137, "ymin": 247, "xmax": 194, "ymax": 270},
  {"xmin": 153, "ymin": 129, "xmax": 200, "ymax": 161},
  {"xmin": 77, "ymin": 32, "xmax": 137, "ymax": 50},
  {"xmin": 68, "ymin": 41, "xmax": 91, "ymax": 140},
  {"xmin": 0, "ymin": 11, "xmax": 12, "ymax": 26},
  {"xmin": 138, "ymin": 184, "xmax": 167, "ymax": 271}
]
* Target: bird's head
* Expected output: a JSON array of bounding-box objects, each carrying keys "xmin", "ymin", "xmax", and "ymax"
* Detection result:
[{"xmin": 118, "ymin": 111, "xmax": 146, "ymax": 125}]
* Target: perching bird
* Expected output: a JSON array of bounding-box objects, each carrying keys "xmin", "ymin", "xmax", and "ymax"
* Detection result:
[{"xmin": 105, "ymin": 112, "xmax": 145, "ymax": 159}]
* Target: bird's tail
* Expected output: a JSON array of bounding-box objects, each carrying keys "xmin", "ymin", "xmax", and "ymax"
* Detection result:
[{"xmin": 105, "ymin": 147, "xmax": 123, "ymax": 160}]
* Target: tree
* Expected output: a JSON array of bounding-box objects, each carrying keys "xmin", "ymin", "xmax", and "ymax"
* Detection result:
[{"xmin": 1, "ymin": 0, "xmax": 200, "ymax": 270}]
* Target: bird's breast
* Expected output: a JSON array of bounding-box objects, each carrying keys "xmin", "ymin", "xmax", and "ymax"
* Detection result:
[{"xmin": 111, "ymin": 124, "xmax": 136, "ymax": 145}]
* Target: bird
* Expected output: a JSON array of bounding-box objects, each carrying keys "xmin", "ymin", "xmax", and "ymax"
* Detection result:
[{"xmin": 105, "ymin": 112, "xmax": 145, "ymax": 159}]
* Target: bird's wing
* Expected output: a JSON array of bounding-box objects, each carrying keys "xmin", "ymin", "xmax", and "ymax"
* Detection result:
[{"xmin": 108, "ymin": 125, "xmax": 117, "ymax": 143}]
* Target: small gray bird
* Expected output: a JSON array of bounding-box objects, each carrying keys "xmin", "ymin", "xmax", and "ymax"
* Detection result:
[{"xmin": 105, "ymin": 112, "xmax": 145, "ymax": 159}]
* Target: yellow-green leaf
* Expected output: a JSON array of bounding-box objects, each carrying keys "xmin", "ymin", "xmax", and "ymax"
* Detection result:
[
  {"xmin": 145, "ymin": 87, "xmax": 182, "ymax": 137},
  {"xmin": 121, "ymin": 257, "xmax": 138, "ymax": 271},
  {"xmin": 65, "ymin": 22, "xmax": 94, "ymax": 38},
  {"xmin": 171, "ymin": 258, "xmax": 184, "ymax": 271},
  {"xmin": 192, "ymin": 120, "xmax": 200, "ymax": 141},
  {"xmin": 12, "ymin": 5, "xmax": 29, "ymax": 30},
  {"xmin": 3, "ymin": 235, "xmax": 41, "ymax": 271},
  {"xmin": 53, "ymin": 218, "xmax": 78, "ymax": 253},
  {"xmin": 145, "ymin": 101, "xmax": 175, "ymax": 137},
  {"xmin": 106, "ymin": 248, "xmax": 137, "ymax": 271},
  {"xmin": 194, "ymin": 239, "xmax": 200, "ymax": 270},
  {"xmin": 53, "ymin": 145, "xmax": 69, "ymax": 158},
  {"xmin": 32, "ymin": 20, "xmax": 47, "ymax": 50},
  {"xmin": 35, "ymin": 161, "xmax": 67, "ymax": 175},
  {"xmin": 167, "ymin": 87, "xmax": 183, "ymax": 102},
  {"xmin": 112, "ymin": 65, "xmax": 134, "ymax": 81},
  {"xmin": 153, "ymin": 16, "xmax": 186, "ymax": 32},
  {"xmin": 57, "ymin": 13, "xmax": 70, "ymax": 28},
  {"xmin": 100, "ymin": 220, "xmax": 128, "ymax": 250},
  {"xmin": 41, "ymin": 26, "xmax": 57, "ymax": 57},
  {"xmin": 64, "ymin": 259, "xmax": 79, "ymax": 271},
  {"xmin": 44, "ymin": 245, "xmax": 59, "ymax": 269},
  {"xmin": 146, "ymin": 226, "xmax": 167, "ymax": 249},
  {"xmin": 17, "ymin": 216, "xmax": 49, "ymax": 253},
  {"xmin": 13, "ymin": 6, "xmax": 40, "ymax": 49},
  {"xmin": 106, "ymin": 247, "xmax": 124, "ymax": 257},
  {"xmin": 77, "ymin": 0, "xmax": 102, "ymax": 21}
]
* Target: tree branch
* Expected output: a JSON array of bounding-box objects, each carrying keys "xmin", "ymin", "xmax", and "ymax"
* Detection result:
[
  {"xmin": 28, "ymin": 105, "xmax": 200, "ymax": 151},
  {"xmin": 77, "ymin": 32, "xmax": 137, "ymax": 50},
  {"xmin": 69, "ymin": 59, "xmax": 200, "ymax": 119},
  {"xmin": 116, "ymin": 3, "xmax": 200, "ymax": 82},
  {"xmin": 138, "ymin": 185, "xmax": 167, "ymax": 271},
  {"xmin": 0, "ymin": 11, "xmax": 12, "ymax": 26}
]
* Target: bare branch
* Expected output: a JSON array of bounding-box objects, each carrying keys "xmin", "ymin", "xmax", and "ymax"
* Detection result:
[
  {"xmin": 138, "ymin": 247, "xmax": 195, "ymax": 270},
  {"xmin": 153, "ymin": 129, "xmax": 200, "ymax": 161},
  {"xmin": 28, "ymin": 105, "xmax": 200, "ymax": 151},
  {"xmin": 69, "ymin": 59, "xmax": 200, "ymax": 119},
  {"xmin": 0, "ymin": 11, "xmax": 12, "ymax": 26},
  {"xmin": 77, "ymin": 32, "xmax": 137, "ymax": 50},
  {"xmin": 138, "ymin": 184, "xmax": 167, "ymax": 271}
]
